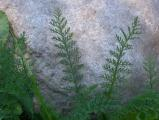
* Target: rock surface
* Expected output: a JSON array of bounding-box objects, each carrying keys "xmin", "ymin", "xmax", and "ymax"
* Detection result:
[{"xmin": 0, "ymin": 0, "xmax": 159, "ymax": 108}]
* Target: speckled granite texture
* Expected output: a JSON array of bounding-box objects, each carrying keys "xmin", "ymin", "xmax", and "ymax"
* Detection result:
[{"xmin": 0, "ymin": 0, "xmax": 159, "ymax": 107}]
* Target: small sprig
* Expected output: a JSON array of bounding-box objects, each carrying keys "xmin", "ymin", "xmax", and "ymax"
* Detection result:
[
  {"xmin": 103, "ymin": 17, "xmax": 141, "ymax": 99},
  {"xmin": 143, "ymin": 55, "xmax": 158, "ymax": 89}
]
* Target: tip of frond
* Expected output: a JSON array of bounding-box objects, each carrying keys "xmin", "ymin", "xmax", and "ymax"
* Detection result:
[{"xmin": 54, "ymin": 8, "xmax": 62, "ymax": 16}]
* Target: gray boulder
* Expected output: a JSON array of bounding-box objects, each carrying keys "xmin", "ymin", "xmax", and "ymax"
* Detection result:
[{"xmin": 1, "ymin": 0, "xmax": 159, "ymax": 108}]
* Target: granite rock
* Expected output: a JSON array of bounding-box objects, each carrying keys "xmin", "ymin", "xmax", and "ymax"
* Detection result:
[{"xmin": 0, "ymin": 0, "xmax": 159, "ymax": 107}]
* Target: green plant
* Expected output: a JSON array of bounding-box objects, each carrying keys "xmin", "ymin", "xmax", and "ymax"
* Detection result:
[
  {"xmin": 55, "ymin": 13, "xmax": 141, "ymax": 120},
  {"xmin": 63, "ymin": 87, "xmax": 104, "ymax": 120},
  {"xmin": 111, "ymin": 90, "xmax": 159, "ymax": 120},
  {"xmin": 13, "ymin": 32, "xmax": 59, "ymax": 120},
  {"xmin": 103, "ymin": 17, "xmax": 141, "ymax": 100},
  {"xmin": 143, "ymin": 55, "xmax": 158, "ymax": 89},
  {"xmin": 51, "ymin": 8, "xmax": 84, "ymax": 95},
  {"xmin": 51, "ymin": 9, "xmax": 102, "ymax": 120},
  {"xmin": 0, "ymin": 11, "xmax": 58, "ymax": 120},
  {"xmin": 31, "ymin": 74, "xmax": 59, "ymax": 120},
  {"xmin": 0, "ymin": 11, "xmax": 34, "ymax": 120}
]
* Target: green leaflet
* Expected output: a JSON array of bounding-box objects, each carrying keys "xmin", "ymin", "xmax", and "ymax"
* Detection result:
[{"xmin": 0, "ymin": 11, "xmax": 9, "ymax": 44}]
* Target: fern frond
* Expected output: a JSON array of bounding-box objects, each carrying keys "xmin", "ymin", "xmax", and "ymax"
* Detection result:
[
  {"xmin": 103, "ymin": 17, "xmax": 141, "ymax": 99},
  {"xmin": 51, "ymin": 8, "xmax": 84, "ymax": 95}
]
